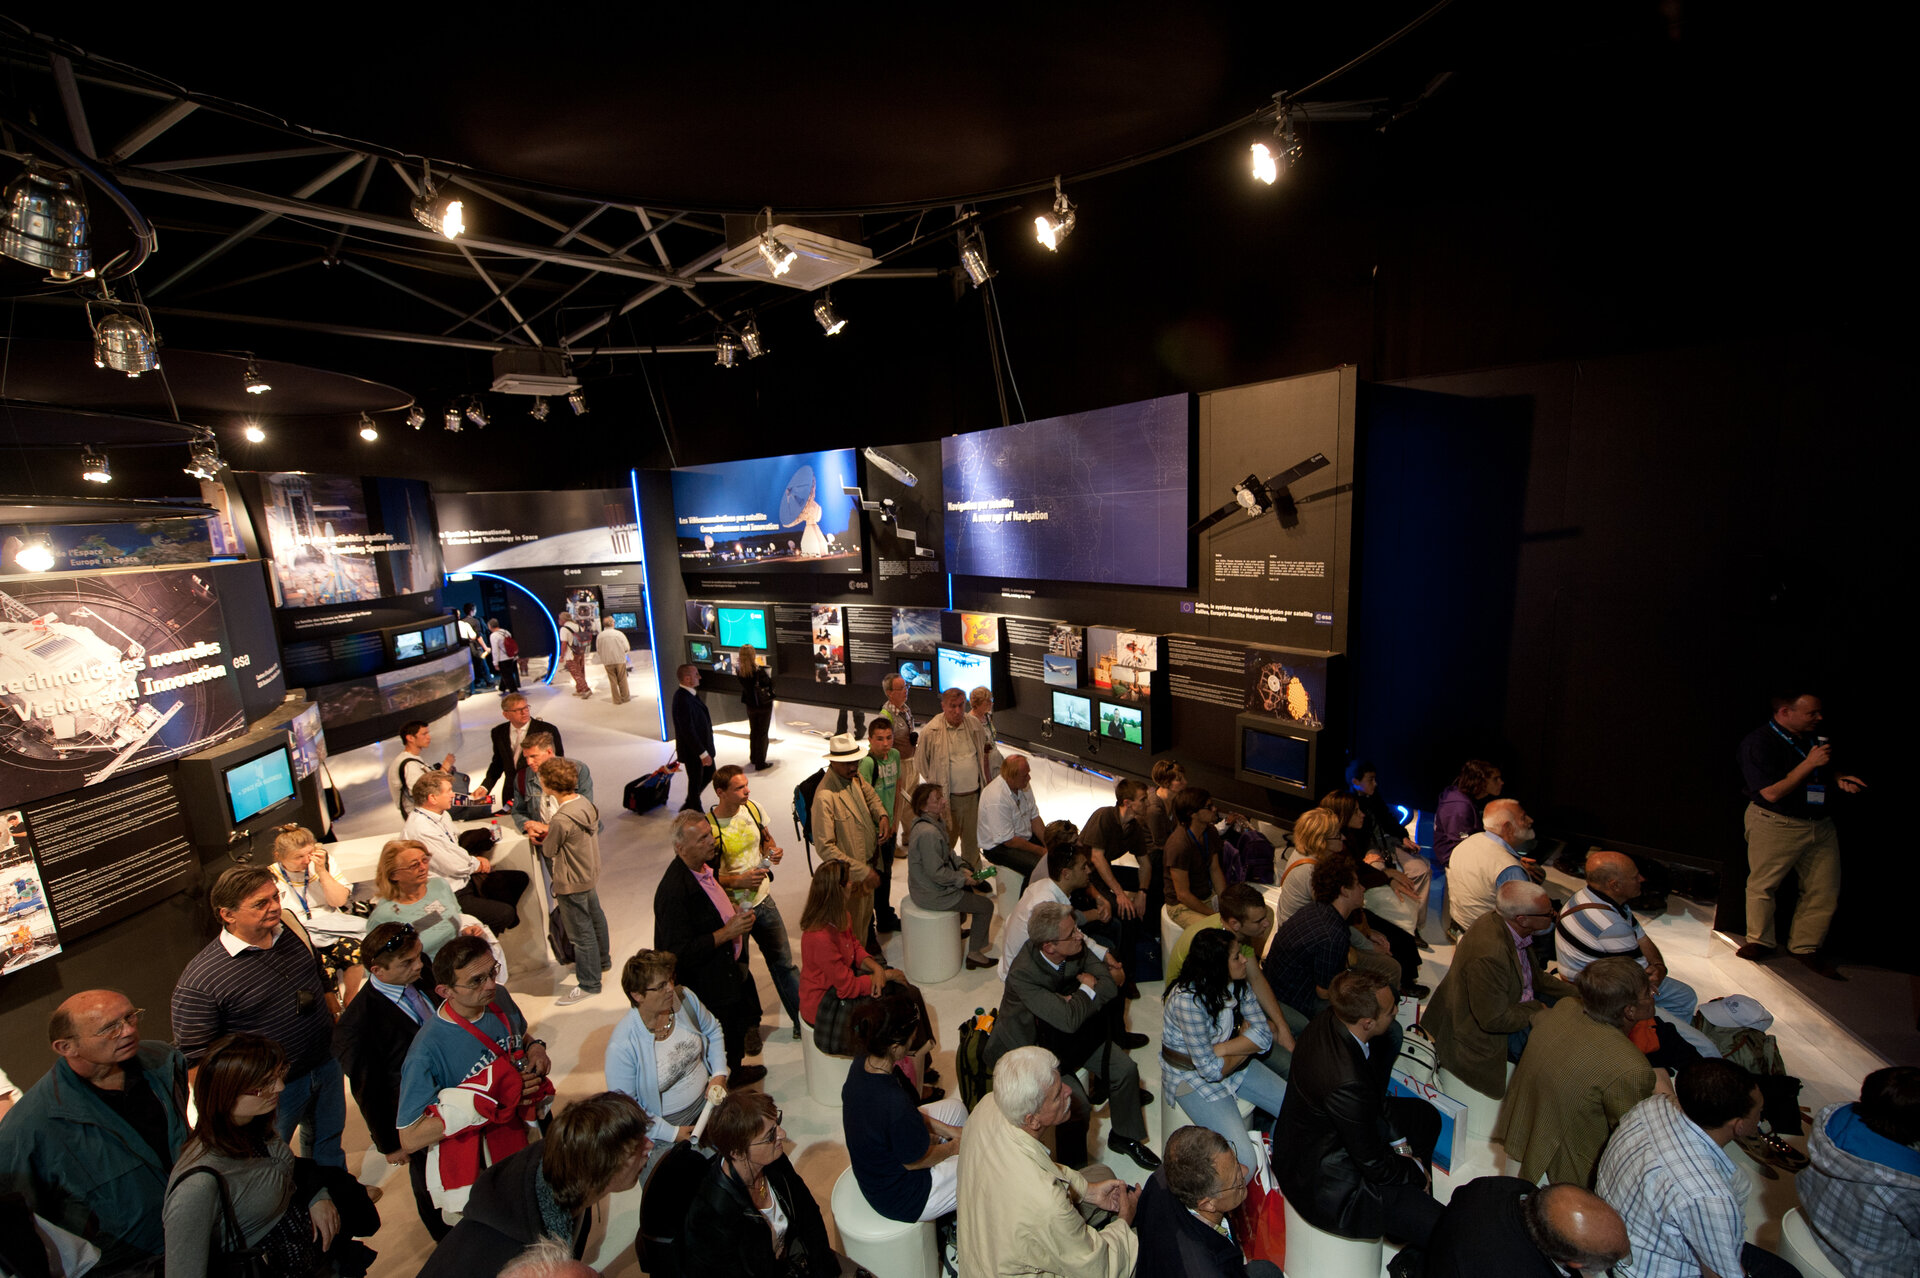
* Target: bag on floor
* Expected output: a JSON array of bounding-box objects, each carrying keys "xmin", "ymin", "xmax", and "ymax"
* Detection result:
[
  {"xmin": 1227, "ymin": 1129, "xmax": 1286, "ymax": 1265},
  {"xmin": 624, "ymin": 759, "xmax": 681, "ymax": 814},
  {"xmin": 955, "ymin": 1008, "xmax": 996, "ymax": 1111}
]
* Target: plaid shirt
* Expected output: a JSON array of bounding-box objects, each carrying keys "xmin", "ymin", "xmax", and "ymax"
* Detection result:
[
  {"xmin": 1796, "ymin": 1102, "xmax": 1920, "ymax": 1278},
  {"xmin": 1596, "ymin": 1094, "xmax": 1747, "ymax": 1278},
  {"xmin": 1262, "ymin": 902, "xmax": 1351, "ymax": 1014},
  {"xmin": 1162, "ymin": 984, "xmax": 1273, "ymax": 1104}
]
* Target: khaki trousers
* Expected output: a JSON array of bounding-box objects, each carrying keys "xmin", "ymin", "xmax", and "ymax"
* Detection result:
[
  {"xmin": 946, "ymin": 789, "xmax": 982, "ymax": 871},
  {"xmin": 602, "ymin": 663, "xmax": 630, "ymax": 703},
  {"xmin": 1743, "ymin": 802, "xmax": 1842, "ymax": 953}
]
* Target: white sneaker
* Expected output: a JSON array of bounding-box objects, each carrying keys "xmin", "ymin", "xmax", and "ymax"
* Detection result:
[{"xmin": 555, "ymin": 987, "xmax": 594, "ymax": 1006}]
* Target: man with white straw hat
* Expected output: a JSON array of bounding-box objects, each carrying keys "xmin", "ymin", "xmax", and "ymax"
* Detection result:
[{"xmin": 813, "ymin": 732, "xmax": 892, "ymax": 946}]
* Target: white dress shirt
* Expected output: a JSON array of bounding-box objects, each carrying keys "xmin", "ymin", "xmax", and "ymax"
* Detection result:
[
  {"xmin": 999, "ymin": 877, "xmax": 1109, "ymax": 981},
  {"xmin": 402, "ymin": 807, "xmax": 480, "ymax": 890},
  {"xmin": 976, "ymin": 775, "xmax": 1041, "ymax": 849}
]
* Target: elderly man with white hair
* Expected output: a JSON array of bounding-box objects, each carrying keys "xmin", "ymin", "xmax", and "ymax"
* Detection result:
[
  {"xmin": 957, "ymin": 1046, "xmax": 1138, "ymax": 1278},
  {"xmin": 1557, "ymin": 849, "xmax": 1722, "ymax": 1058},
  {"xmin": 1423, "ymin": 880, "xmax": 1577, "ymax": 1100},
  {"xmin": 1446, "ymin": 797, "xmax": 1544, "ymax": 935}
]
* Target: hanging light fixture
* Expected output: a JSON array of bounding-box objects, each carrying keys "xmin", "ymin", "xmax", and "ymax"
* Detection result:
[
  {"xmin": 88, "ymin": 296, "xmax": 160, "ymax": 377},
  {"xmin": 14, "ymin": 537, "xmax": 56, "ymax": 573},
  {"xmin": 444, "ymin": 406, "xmax": 463, "ymax": 432},
  {"xmin": 714, "ymin": 336, "xmax": 738, "ymax": 368},
  {"xmin": 184, "ymin": 439, "xmax": 226, "ymax": 480},
  {"xmin": 756, "ymin": 207, "xmax": 797, "ymax": 278},
  {"xmin": 812, "ymin": 293, "xmax": 847, "ymax": 336},
  {"xmin": 80, "ymin": 445, "xmax": 110, "ymax": 484},
  {"xmin": 357, "ymin": 413, "xmax": 378, "ymax": 441},
  {"xmin": 1252, "ymin": 107, "xmax": 1301, "ymax": 185},
  {"xmin": 410, "ymin": 163, "xmax": 465, "ymax": 239},
  {"xmin": 405, "ymin": 406, "xmax": 426, "ymax": 429},
  {"xmin": 1034, "ymin": 176, "xmax": 1077, "ymax": 251},
  {"xmin": 2, "ymin": 160, "xmax": 91, "ymax": 280},
  {"xmin": 567, "ymin": 389, "xmax": 588, "ymax": 416},
  {"xmin": 529, "ymin": 397, "xmax": 550, "ymax": 422},
  {"xmin": 243, "ymin": 358, "xmax": 271, "ymax": 394},
  {"xmin": 739, "ymin": 317, "xmax": 767, "ymax": 360},
  {"xmin": 959, "ymin": 227, "xmax": 995, "ymax": 287},
  {"xmin": 465, "ymin": 398, "xmax": 489, "ymax": 428}
]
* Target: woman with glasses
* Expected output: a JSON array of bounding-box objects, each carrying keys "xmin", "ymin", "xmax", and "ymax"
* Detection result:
[
  {"xmin": 843, "ymin": 990, "xmax": 969, "ymax": 1224},
  {"xmin": 164, "ymin": 1033, "xmax": 378, "ymax": 1278},
  {"xmin": 1162, "ymin": 928, "xmax": 1290, "ymax": 1173},
  {"xmin": 268, "ymin": 824, "xmax": 367, "ymax": 1003},
  {"xmin": 680, "ymin": 1089, "xmax": 858, "ymax": 1277},
  {"xmin": 607, "ymin": 949, "xmax": 730, "ymax": 1187},
  {"xmin": 1277, "ymin": 811, "xmax": 1426, "ymax": 998},
  {"xmin": 366, "ymin": 838, "xmax": 488, "ymax": 961}
]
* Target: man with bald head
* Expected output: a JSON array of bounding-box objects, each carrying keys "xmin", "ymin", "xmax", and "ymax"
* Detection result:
[
  {"xmin": 1558, "ymin": 849, "xmax": 1721, "ymax": 1059},
  {"xmin": 1447, "ymin": 797, "xmax": 1544, "ymax": 934},
  {"xmin": 0, "ymin": 989, "xmax": 190, "ymax": 1275},
  {"xmin": 978, "ymin": 753, "xmax": 1048, "ymax": 889},
  {"xmin": 1426, "ymin": 1179, "xmax": 1629, "ymax": 1277},
  {"xmin": 1424, "ymin": 880, "xmax": 1577, "ymax": 1100}
]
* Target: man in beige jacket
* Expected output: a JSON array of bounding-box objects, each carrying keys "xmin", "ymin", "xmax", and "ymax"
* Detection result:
[
  {"xmin": 813, "ymin": 733, "xmax": 892, "ymax": 943},
  {"xmin": 957, "ymin": 1045, "xmax": 1138, "ymax": 1278}
]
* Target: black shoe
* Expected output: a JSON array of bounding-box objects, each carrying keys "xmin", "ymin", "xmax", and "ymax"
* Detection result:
[
  {"xmin": 1110, "ymin": 1137, "xmax": 1161, "ymax": 1170},
  {"xmin": 1137, "ymin": 1087, "xmax": 1154, "ymax": 1107},
  {"xmin": 1114, "ymin": 1029, "xmax": 1150, "ymax": 1050},
  {"xmin": 965, "ymin": 954, "xmax": 996, "ymax": 970},
  {"xmin": 1735, "ymin": 942, "xmax": 1775, "ymax": 962},
  {"xmin": 1444, "ymin": 918, "xmax": 1465, "ymax": 942},
  {"xmin": 730, "ymin": 1064, "xmax": 768, "ymax": 1087},
  {"xmin": 924, "ymin": 1065, "xmax": 941, "ymax": 1085},
  {"xmin": 1402, "ymin": 983, "xmax": 1431, "ymax": 1000},
  {"xmin": 1121, "ymin": 982, "xmax": 1141, "ymax": 1001},
  {"xmin": 744, "ymin": 1026, "xmax": 765, "ymax": 1056},
  {"xmin": 920, "ymin": 1086, "xmax": 946, "ymax": 1103}
]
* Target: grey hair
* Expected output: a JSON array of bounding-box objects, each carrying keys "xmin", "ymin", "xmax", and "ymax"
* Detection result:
[
  {"xmin": 994, "ymin": 1046, "xmax": 1060, "ymax": 1125},
  {"xmin": 671, "ymin": 810, "xmax": 711, "ymax": 850},
  {"xmin": 881, "ymin": 672, "xmax": 904, "ymax": 692},
  {"xmin": 1495, "ymin": 880, "xmax": 1550, "ymax": 919},
  {"xmin": 1029, "ymin": 901, "xmax": 1075, "ymax": 947},
  {"xmin": 498, "ymin": 1238, "xmax": 589, "ymax": 1278},
  {"xmin": 1483, "ymin": 798, "xmax": 1523, "ymax": 834}
]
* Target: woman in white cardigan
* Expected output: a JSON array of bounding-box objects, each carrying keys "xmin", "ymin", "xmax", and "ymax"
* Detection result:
[{"xmin": 606, "ymin": 949, "xmax": 730, "ymax": 1186}]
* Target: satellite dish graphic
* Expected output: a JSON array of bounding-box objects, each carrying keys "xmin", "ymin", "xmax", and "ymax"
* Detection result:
[{"xmin": 778, "ymin": 466, "xmax": 818, "ymax": 526}]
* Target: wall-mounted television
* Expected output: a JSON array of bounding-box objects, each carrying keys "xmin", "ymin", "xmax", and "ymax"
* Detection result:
[
  {"xmin": 936, "ymin": 645, "xmax": 992, "ymax": 698},
  {"xmin": 1042, "ymin": 654, "xmax": 1079, "ymax": 688},
  {"xmin": 1098, "ymin": 702, "xmax": 1144, "ymax": 746},
  {"xmin": 422, "ymin": 623, "xmax": 449, "ymax": 654},
  {"xmin": 688, "ymin": 637, "xmax": 715, "ymax": 665},
  {"xmin": 610, "ymin": 611, "xmax": 639, "ymax": 630},
  {"xmin": 1052, "ymin": 690, "xmax": 1092, "ymax": 731},
  {"xmin": 717, "ymin": 606, "xmax": 768, "ymax": 650},
  {"xmin": 224, "ymin": 744, "xmax": 298, "ymax": 825},
  {"xmin": 898, "ymin": 658, "xmax": 932, "ymax": 689},
  {"xmin": 392, "ymin": 630, "xmax": 425, "ymax": 662},
  {"xmin": 672, "ymin": 448, "xmax": 865, "ymax": 573},
  {"xmin": 1235, "ymin": 712, "xmax": 1317, "ymax": 795}
]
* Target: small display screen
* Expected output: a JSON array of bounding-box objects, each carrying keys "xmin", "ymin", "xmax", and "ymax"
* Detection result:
[
  {"xmin": 689, "ymin": 637, "xmax": 714, "ymax": 664},
  {"xmin": 393, "ymin": 630, "xmax": 425, "ymax": 661},
  {"xmin": 611, "ymin": 611, "xmax": 639, "ymax": 630},
  {"xmin": 1052, "ymin": 690, "xmax": 1092, "ymax": 730},
  {"xmin": 899, "ymin": 659, "xmax": 932, "ymax": 688},
  {"xmin": 225, "ymin": 747, "xmax": 297, "ymax": 825},
  {"xmin": 422, "ymin": 624, "xmax": 449, "ymax": 653},
  {"xmin": 936, "ymin": 645, "xmax": 991, "ymax": 697},
  {"xmin": 1099, "ymin": 702, "xmax": 1144, "ymax": 745},
  {"xmin": 717, "ymin": 606, "xmax": 768, "ymax": 650},
  {"xmin": 1043, "ymin": 654, "xmax": 1078, "ymax": 687},
  {"xmin": 1242, "ymin": 727, "xmax": 1310, "ymax": 787}
]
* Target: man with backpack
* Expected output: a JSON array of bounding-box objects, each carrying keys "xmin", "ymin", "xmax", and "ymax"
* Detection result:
[
  {"xmin": 487, "ymin": 620, "xmax": 521, "ymax": 693},
  {"xmin": 707, "ymin": 765, "xmax": 802, "ymax": 1041},
  {"xmin": 387, "ymin": 720, "xmax": 475, "ymax": 819},
  {"xmin": 557, "ymin": 610, "xmax": 592, "ymax": 698}
]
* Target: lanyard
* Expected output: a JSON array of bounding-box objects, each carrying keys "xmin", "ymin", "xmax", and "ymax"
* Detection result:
[
  {"xmin": 272, "ymin": 866, "xmax": 312, "ymax": 919},
  {"xmin": 1768, "ymin": 721, "xmax": 1809, "ymax": 760}
]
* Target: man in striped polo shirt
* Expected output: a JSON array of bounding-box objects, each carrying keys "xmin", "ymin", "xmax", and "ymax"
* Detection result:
[{"xmin": 171, "ymin": 865, "xmax": 344, "ymax": 1166}]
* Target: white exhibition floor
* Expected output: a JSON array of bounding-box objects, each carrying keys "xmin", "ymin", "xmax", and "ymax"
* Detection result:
[{"xmin": 324, "ymin": 664, "xmax": 1890, "ymax": 1277}]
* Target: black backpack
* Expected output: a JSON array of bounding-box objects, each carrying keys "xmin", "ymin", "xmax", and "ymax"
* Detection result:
[{"xmin": 791, "ymin": 768, "xmax": 826, "ymax": 871}]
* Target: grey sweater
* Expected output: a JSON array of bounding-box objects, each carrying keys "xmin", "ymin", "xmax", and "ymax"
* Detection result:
[
  {"xmin": 542, "ymin": 795, "xmax": 601, "ymax": 896},
  {"xmin": 164, "ymin": 1137, "xmax": 323, "ymax": 1278}
]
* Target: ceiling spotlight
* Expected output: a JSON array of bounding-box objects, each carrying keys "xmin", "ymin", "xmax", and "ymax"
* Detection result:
[
  {"xmin": 812, "ymin": 294, "xmax": 847, "ymax": 336},
  {"xmin": 1252, "ymin": 109, "xmax": 1301, "ymax": 185},
  {"xmin": 89, "ymin": 301, "xmax": 160, "ymax": 377},
  {"xmin": 242, "ymin": 358, "xmax": 271, "ymax": 394},
  {"xmin": 444, "ymin": 406, "xmax": 463, "ymax": 432},
  {"xmin": 714, "ymin": 336, "xmax": 738, "ymax": 368},
  {"xmin": 406, "ymin": 405, "xmax": 425, "ymax": 430},
  {"xmin": 465, "ymin": 398, "xmax": 489, "ymax": 428},
  {"xmin": 243, "ymin": 422, "xmax": 266, "ymax": 443},
  {"xmin": 14, "ymin": 537, "xmax": 56, "ymax": 573},
  {"xmin": 184, "ymin": 440, "xmax": 226, "ymax": 481},
  {"xmin": 958, "ymin": 228, "xmax": 995, "ymax": 288},
  {"xmin": 357, "ymin": 413, "xmax": 378, "ymax": 442},
  {"xmin": 530, "ymin": 397, "xmax": 550, "ymax": 422},
  {"xmin": 758, "ymin": 231, "xmax": 798, "ymax": 279},
  {"xmin": 2, "ymin": 160, "xmax": 90, "ymax": 280},
  {"xmin": 410, "ymin": 164, "xmax": 465, "ymax": 239},
  {"xmin": 1034, "ymin": 176, "xmax": 1077, "ymax": 251},
  {"xmin": 567, "ymin": 389, "xmax": 588, "ymax": 416},
  {"xmin": 80, "ymin": 445, "xmax": 110, "ymax": 484},
  {"xmin": 739, "ymin": 318, "xmax": 767, "ymax": 360}
]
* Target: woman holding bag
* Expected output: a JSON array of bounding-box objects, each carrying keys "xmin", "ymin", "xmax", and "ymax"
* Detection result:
[{"xmin": 738, "ymin": 645, "xmax": 776, "ymax": 771}]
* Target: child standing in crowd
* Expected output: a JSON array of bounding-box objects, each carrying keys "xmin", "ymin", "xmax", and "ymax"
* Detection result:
[{"xmin": 539, "ymin": 758, "xmax": 610, "ymax": 1005}]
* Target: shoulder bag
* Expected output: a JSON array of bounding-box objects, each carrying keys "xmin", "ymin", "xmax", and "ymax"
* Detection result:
[{"xmin": 175, "ymin": 1165, "xmax": 321, "ymax": 1278}]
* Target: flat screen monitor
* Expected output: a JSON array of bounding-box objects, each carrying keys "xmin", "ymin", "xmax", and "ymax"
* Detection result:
[
  {"xmin": 688, "ymin": 637, "xmax": 715, "ymax": 665},
  {"xmin": 716, "ymin": 606, "xmax": 768, "ymax": 650},
  {"xmin": 1042, "ymin": 654, "xmax": 1079, "ymax": 687},
  {"xmin": 898, "ymin": 658, "xmax": 932, "ymax": 689},
  {"xmin": 1098, "ymin": 702, "xmax": 1144, "ymax": 745},
  {"xmin": 936, "ymin": 645, "xmax": 991, "ymax": 698},
  {"xmin": 1238, "ymin": 719, "xmax": 1314, "ymax": 792},
  {"xmin": 671, "ymin": 448, "xmax": 864, "ymax": 573},
  {"xmin": 610, "ymin": 611, "xmax": 639, "ymax": 630},
  {"xmin": 422, "ymin": 624, "xmax": 449, "ymax": 653},
  {"xmin": 393, "ymin": 630, "xmax": 425, "ymax": 661},
  {"xmin": 224, "ymin": 746, "xmax": 297, "ymax": 825},
  {"xmin": 1052, "ymin": 690, "xmax": 1092, "ymax": 731}
]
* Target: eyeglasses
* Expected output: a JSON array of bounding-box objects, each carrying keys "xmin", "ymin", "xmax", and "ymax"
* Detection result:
[
  {"xmin": 91, "ymin": 1008, "xmax": 145, "ymax": 1038},
  {"xmin": 1212, "ymin": 1164, "xmax": 1251, "ymax": 1197},
  {"xmin": 751, "ymin": 1110, "xmax": 786, "ymax": 1146},
  {"xmin": 642, "ymin": 981, "xmax": 675, "ymax": 996},
  {"xmin": 456, "ymin": 962, "xmax": 501, "ymax": 990},
  {"xmin": 371, "ymin": 923, "xmax": 418, "ymax": 958}
]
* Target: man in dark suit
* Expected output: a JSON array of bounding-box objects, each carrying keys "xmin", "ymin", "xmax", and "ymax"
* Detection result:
[
  {"xmin": 1425, "ymin": 1178, "xmax": 1628, "ymax": 1278},
  {"xmin": 334, "ymin": 921, "xmax": 450, "ymax": 1239},
  {"xmin": 1272, "ymin": 967, "xmax": 1443, "ymax": 1246},
  {"xmin": 652, "ymin": 812, "xmax": 765, "ymax": 1084},
  {"xmin": 478, "ymin": 693, "xmax": 564, "ymax": 806},
  {"xmin": 671, "ymin": 664, "xmax": 716, "ymax": 812},
  {"xmin": 988, "ymin": 900, "xmax": 1158, "ymax": 1170},
  {"xmin": 1137, "ymin": 1125, "xmax": 1281, "ymax": 1278}
]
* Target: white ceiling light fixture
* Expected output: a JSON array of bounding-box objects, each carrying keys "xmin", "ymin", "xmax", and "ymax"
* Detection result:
[
  {"xmin": 88, "ymin": 295, "xmax": 160, "ymax": 377},
  {"xmin": 959, "ymin": 227, "xmax": 995, "ymax": 287},
  {"xmin": 242, "ymin": 357, "xmax": 271, "ymax": 394},
  {"xmin": 567, "ymin": 389, "xmax": 588, "ymax": 416},
  {"xmin": 243, "ymin": 421, "xmax": 266, "ymax": 443},
  {"xmin": 529, "ymin": 397, "xmax": 550, "ymax": 422},
  {"xmin": 410, "ymin": 163, "xmax": 465, "ymax": 239},
  {"xmin": 80, "ymin": 445, "xmax": 110, "ymax": 483},
  {"xmin": 465, "ymin": 398, "xmax": 489, "ymax": 429},
  {"xmin": 14, "ymin": 537, "xmax": 55, "ymax": 573},
  {"xmin": 812, "ymin": 293, "xmax": 847, "ymax": 336},
  {"xmin": 756, "ymin": 208, "xmax": 798, "ymax": 279},
  {"xmin": 1252, "ymin": 106, "xmax": 1301, "ymax": 185},
  {"xmin": 714, "ymin": 223, "xmax": 877, "ymax": 291},
  {"xmin": 1034, "ymin": 175, "xmax": 1077, "ymax": 251},
  {"xmin": 405, "ymin": 406, "xmax": 426, "ymax": 429},
  {"xmin": 2, "ymin": 160, "xmax": 90, "ymax": 280},
  {"xmin": 739, "ymin": 317, "xmax": 767, "ymax": 360},
  {"xmin": 357, "ymin": 413, "xmax": 378, "ymax": 441},
  {"xmin": 714, "ymin": 336, "xmax": 738, "ymax": 368}
]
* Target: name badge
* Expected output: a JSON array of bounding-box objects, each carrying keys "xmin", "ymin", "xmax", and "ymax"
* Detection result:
[
  {"xmin": 423, "ymin": 901, "xmax": 447, "ymax": 917},
  {"xmin": 1806, "ymin": 785, "xmax": 1827, "ymax": 806}
]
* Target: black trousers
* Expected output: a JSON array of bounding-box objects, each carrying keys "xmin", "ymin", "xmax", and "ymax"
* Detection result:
[
  {"xmin": 984, "ymin": 841, "xmax": 1041, "ymax": 892},
  {"xmin": 747, "ymin": 705, "xmax": 773, "ymax": 767},
  {"xmin": 456, "ymin": 869, "xmax": 530, "ymax": 934},
  {"xmin": 1364, "ymin": 910, "xmax": 1423, "ymax": 993},
  {"xmin": 496, "ymin": 657, "xmax": 520, "ymax": 692},
  {"xmin": 408, "ymin": 1149, "xmax": 452, "ymax": 1241},
  {"xmin": 874, "ymin": 834, "xmax": 901, "ymax": 930},
  {"xmin": 1378, "ymin": 1095, "xmax": 1446, "ymax": 1247},
  {"xmin": 679, "ymin": 755, "xmax": 714, "ymax": 812}
]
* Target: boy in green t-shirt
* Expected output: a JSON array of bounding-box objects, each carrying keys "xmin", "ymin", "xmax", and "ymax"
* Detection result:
[{"xmin": 859, "ymin": 718, "xmax": 904, "ymax": 932}]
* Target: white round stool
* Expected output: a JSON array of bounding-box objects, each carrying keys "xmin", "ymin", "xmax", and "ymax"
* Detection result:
[
  {"xmin": 1778, "ymin": 1208, "xmax": 1846, "ymax": 1278},
  {"xmin": 1159, "ymin": 907, "xmax": 1180, "ymax": 974},
  {"xmin": 830, "ymin": 1167, "xmax": 939, "ymax": 1278},
  {"xmin": 1283, "ymin": 1197, "xmax": 1383, "ymax": 1278},
  {"xmin": 1436, "ymin": 1065, "xmax": 1507, "ymax": 1142},
  {"xmin": 901, "ymin": 899, "xmax": 963, "ymax": 984},
  {"xmin": 800, "ymin": 1021, "xmax": 846, "ymax": 1108}
]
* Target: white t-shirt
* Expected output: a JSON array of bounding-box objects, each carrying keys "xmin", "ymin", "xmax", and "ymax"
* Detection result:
[
  {"xmin": 999, "ymin": 877, "xmax": 1108, "ymax": 981},
  {"xmin": 388, "ymin": 751, "xmax": 433, "ymax": 816},
  {"xmin": 489, "ymin": 629, "xmax": 513, "ymax": 663},
  {"xmin": 976, "ymin": 775, "xmax": 1041, "ymax": 849},
  {"xmin": 655, "ymin": 1020, "xmax": 711, "ymax": 1118}
]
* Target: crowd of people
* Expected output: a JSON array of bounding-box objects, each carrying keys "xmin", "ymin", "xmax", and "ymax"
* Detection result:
[{"xmin": 0, "ymin": 684, "xmax": 1908, "ymax": 1278}]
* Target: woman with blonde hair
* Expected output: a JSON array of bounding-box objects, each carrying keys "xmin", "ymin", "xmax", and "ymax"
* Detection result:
[
  {"xmin": 268, "ymin": 824, "xmax": 367, "ymax": 1002},
  {"xmin": 365, "ymin": 838, "xmax": 486, "ymax": 960}
]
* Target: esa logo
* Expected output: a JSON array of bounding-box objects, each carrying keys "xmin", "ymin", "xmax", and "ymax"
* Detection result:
[
  {"xmin": 564, "ymin": 568, "xmax": 582, "ymax": 576},
  {"xmin": 233, "ymin": 653, "xmax": 251, "ymax": 669},
  {"xmin": 850, "ymin": 580, "xmax": 871, "ymax": 591}
]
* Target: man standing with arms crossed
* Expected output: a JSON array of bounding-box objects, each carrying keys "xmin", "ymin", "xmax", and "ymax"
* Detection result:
[{"xmin": 918, "ymin": 687, "xmax": 990, "ymax": 871}]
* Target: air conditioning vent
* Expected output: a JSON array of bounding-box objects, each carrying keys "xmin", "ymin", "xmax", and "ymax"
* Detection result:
[{"xmin": 490, "ymin": 349, "xmax": 579, "ymax": 396}]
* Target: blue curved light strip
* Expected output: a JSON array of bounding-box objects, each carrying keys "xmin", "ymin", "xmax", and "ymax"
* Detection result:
[
  {"xmin": 630, "ymin": 468, "xmax": 668, "ymax": 737},
  {"xmin": 457, "ymin": 570, "xmax": 564, "ymax": 685},
  {"xmin": 1394, "ymin": 804, "xmax": 1412, "ymax": 827}
]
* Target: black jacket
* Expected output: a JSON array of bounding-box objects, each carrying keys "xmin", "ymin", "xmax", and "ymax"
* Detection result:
[
  {"xmin": 678, "ymin": 1152, "xmax": 838, "ymax": 1278},
  {"xmin": 653, "ymin": 858, "xmax": 748, "ymax": 1016},
  {"xmin": 673, "ymin": 686, "xmax": 715, "ymax": 762},
  {"xmin": 331, "ymin": 977, "xmax": 438, "ymax": 1153},
  {"xmin": 1135, "ymin": 1168, "xmax": 1251, "ymax": 1278},
  {"xmin": 416, "ymin": 1143, "xmax": 588, "ymax": 1278},
  {"xmin": 480, "ymin": 718, "xmax": 565, "ymax": 803},
  {"xmin": 1271, "ymin": 1008, "xmax": 1423, "ymax": 1238},
  {"xmin": 740, "ymin": 666, "xmax": 775, "ymax": 711},
  {"xmin": 1423, "ymin": 1176, "xmax": 1560, "ymax": 1278}
]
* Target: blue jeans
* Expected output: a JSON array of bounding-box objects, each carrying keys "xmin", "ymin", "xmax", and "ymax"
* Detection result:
[
  {"xmin": 557, "ymin": 889, "xmax": 610, "ymax": 993},
  {"xmin": 750, "ymin": 896, "xmax": 802, "ymax": 1026},
  {"xmin": 1653, "ymin": 974, "xmax": 1721, "ymax": 1058},
  {"xmin": 1175, "ymin": 1057, "xmax": 1289, "ymax": 1173},
  {"xmin": 276, "ymin": 1056, "xmax": 345, "ymax": 1167}
]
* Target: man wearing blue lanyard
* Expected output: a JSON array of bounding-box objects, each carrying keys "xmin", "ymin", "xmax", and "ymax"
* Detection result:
[{"xmin": 1735, "ymin": 693, "xmax": 1867, "ymax": 978}]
